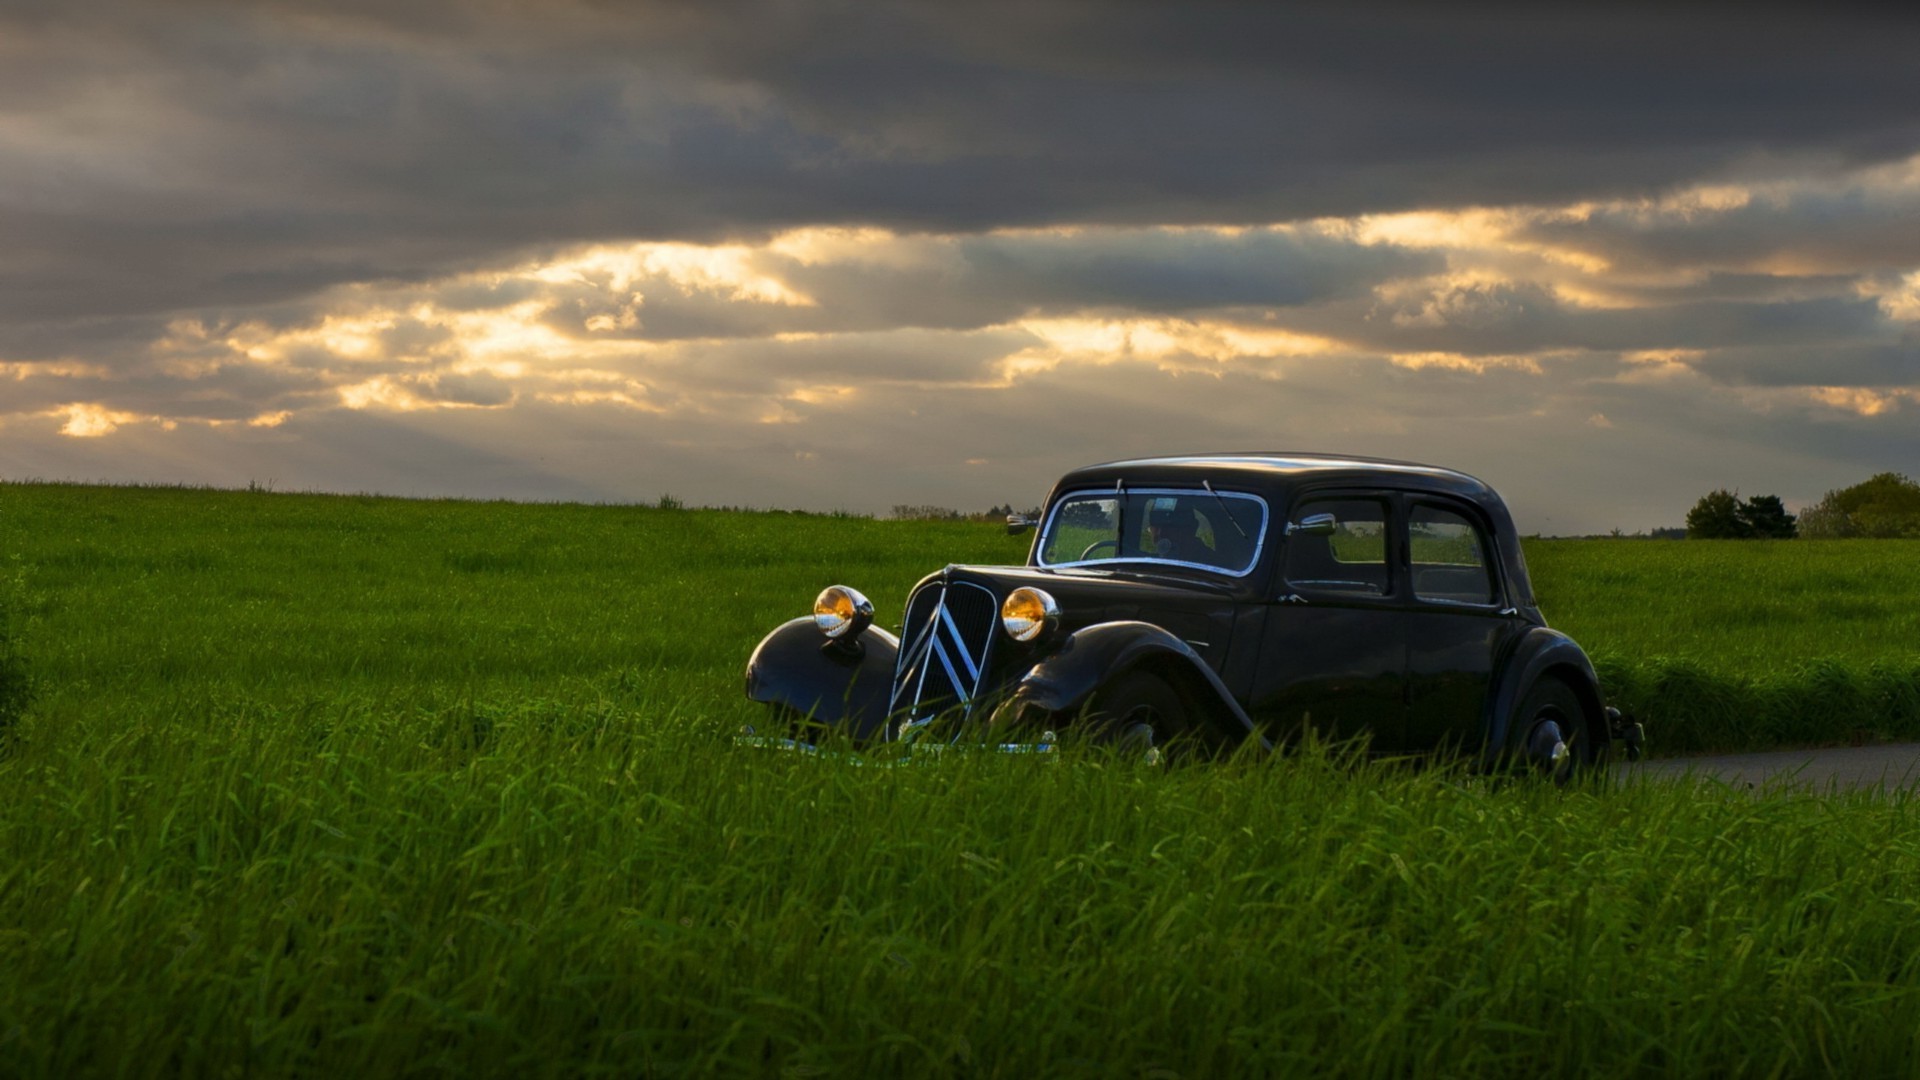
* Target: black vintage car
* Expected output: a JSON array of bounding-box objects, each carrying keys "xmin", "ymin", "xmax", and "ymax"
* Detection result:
[{"xmin": 745, "ymin": 453, "xmax": 1642, "ymax": 776}]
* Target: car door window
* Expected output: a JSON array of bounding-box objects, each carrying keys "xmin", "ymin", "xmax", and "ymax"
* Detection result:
[
  {"xmin": 1409, "ymin": 503, "xmax": 1496, "ymax": 605},
  {"xmin": 1283, "ymin": 498, "xmax": 1390, "ymax": 597}
]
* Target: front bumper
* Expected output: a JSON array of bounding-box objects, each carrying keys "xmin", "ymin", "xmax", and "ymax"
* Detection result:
[{"xmin": 733, "ymin": 725, "xmax": 1059, "ymax": 763}]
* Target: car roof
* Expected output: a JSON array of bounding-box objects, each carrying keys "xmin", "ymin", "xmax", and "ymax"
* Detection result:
[
  {"xmin": 1053, "ymin": 452, "xmax": 1499, "ymax": 503},
  {"xmin": 1040, "ymin": 451, "xmax": 1537, "ymax": 611}
]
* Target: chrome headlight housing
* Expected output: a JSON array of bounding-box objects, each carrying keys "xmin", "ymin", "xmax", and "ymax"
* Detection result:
[
  {"xmin": 813, "ymin": 585, "xmax": 874, "ymax": 640},
  {"xmin": 1000, "ymin": 586, "xmax": 1060, "ymax": 643}
]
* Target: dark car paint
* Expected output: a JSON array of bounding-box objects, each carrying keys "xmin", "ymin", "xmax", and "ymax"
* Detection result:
[
  {"xmin": 743, "ymin": 618, "xmax": 900, "ymax": 740},
  {"xmin": 988, "ymin": 620, "xmax": 1263, "ymax": 748},
  {"xmin": 744, "ymin": 452, "xmax": 1608, "ymax": 762},
  {"xmin": 1482, "ymin": 628, "xmax": 1607, "ymax": 765}
]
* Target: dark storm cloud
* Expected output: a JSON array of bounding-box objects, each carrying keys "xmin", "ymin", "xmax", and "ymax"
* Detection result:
[
  {"xmin": 6, "ymin": 1, "xmax": 1920, "ymax": 337},
  {"xmin": 1692, "ymin": 340, "xmax": 1920, "ymax": 389},
  {"xmin": 784, "ymin": 228, "xmax": 1438, "ymax": 328},
  {"xmin": 648, "ymin": 326, "xmax": 1040, "ymax": 394},
  {"xmin": 1279, "ymin": 279, "xmax": 1897, "ymax": 359},
  {"xmin": 526, "ymin": 227, "xmax": 1437, "ymax": 344},
  {"xmin": 1512, "ymin": 179, "xmax": 1920, "ymax": 278}
]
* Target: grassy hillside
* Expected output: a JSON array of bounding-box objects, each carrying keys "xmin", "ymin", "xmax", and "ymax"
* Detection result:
[
  {"xmin": 1, "ymin": 483, "xmax": 1024, "ymax": 727},
  {"xmin": 5, "ymin": 481, "xmax": 1919, "ymax": 752},
  {"xmin": 5, "ymin": 482, "xmax": 1920, "ymax": 1075},
  {"xmin": 1533, "ymin": 538, "xmax": 1920, "ymax": 676}
]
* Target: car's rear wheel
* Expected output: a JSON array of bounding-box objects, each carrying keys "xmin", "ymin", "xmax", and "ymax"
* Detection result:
[
  {"xmin": 1086, "ymin": 670, "xmax": 1190, "ymax": 763},
  {"xmin": 1509, "ymin": 677, "xmax": 1597, "ymax": 785}
]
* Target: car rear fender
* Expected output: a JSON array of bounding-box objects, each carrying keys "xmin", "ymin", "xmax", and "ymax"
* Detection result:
[
  {"xmin": 744, "ymin": 617, "xmax": 901, "ymax": 740},
  {"xmin": 1483, "ymin": 627, "xmax": 1604, "ymax": 767},
  {"xmin": 994, "ymin": 620, "xmax": 1263, "ymax": 748}
]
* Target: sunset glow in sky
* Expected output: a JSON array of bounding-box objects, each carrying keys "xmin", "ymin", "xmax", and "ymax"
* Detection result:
[{"xmin": 5, "ymin": 3, "xmax": 1920, "ymax": 532}]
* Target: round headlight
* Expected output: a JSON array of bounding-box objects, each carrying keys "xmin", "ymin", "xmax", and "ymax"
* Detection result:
[
  {"xmin": 813, "ymin": 585, "xmax": 874, "ymax": 639},
  {"xmin": 1001, "ymin": 586, "xmax": 1060, "ymax": 642}
]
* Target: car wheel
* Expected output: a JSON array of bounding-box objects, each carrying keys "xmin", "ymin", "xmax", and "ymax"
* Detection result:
[
  {"xmin": 1086, "ymin": 670, "xmax": 1190, "ymax": 764},
  {"xmin": 1509, "ymin": 677, "xmax": 1596, "ymax": 785}
]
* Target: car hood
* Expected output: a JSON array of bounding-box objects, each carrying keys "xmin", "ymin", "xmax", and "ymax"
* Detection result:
[{"xmin": 902, "ymin": 563, "xmax": 1241, "ymax": 655}]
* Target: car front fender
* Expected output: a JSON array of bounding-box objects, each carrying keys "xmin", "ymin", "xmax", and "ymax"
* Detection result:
[
  {"xmin": 744, "ymin": 617, "xmax": 900, "ymax": 741},
  {"xmin": 1483, "ymin": 627, "xmax": 1604, "ymax": 767},
  {"xmin": 990, "ymin": 620, "xmax": 1263, "ymax": 748}
]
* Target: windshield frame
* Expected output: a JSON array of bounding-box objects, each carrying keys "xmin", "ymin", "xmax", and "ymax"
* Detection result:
[{"xmin": 1033, "ymin": 485, "xmax": 1271, "ymax": 577}]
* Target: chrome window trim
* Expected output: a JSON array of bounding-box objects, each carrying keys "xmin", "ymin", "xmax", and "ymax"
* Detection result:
[
  {"xmin": 1035, "ymin": 486, "xmax": 1270, "ymax": 578},
  {"xmin": 1406, "ymin": 497, "xmax": 1503, "ymax": 610}
]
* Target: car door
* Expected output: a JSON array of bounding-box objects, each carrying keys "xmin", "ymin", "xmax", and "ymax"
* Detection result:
[
  {"xmin": 1247, "ymin": 492, "xmax": 1408, "ymax": 751},
  {"xmin": 1399, "ymin": 495, "xmax": 1526, "ymax": 752}
]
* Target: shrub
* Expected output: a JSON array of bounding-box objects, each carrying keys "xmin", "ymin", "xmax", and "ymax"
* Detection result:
[
  {"xmin": 1684, "ymin": 490, "xmax": 1796, "ymax": 539},
  {"xmin": 1799, "ymin": 472, "xmax": 1920, "ymax": 538}
]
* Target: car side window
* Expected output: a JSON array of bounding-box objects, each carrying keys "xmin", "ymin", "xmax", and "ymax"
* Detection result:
[
  {"xmin": 1409, "ymin": 503, "xmax": 1496, "ymax": 606},
  {"xmin": 1283, "ymin": 498, "xmax": 1390, "ymax": 597}
]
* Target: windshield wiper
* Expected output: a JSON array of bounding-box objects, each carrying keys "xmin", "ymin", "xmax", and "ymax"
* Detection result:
[{"xmin": 1202, "ymin": 480, "xmax": 1249, "ymax": 539}]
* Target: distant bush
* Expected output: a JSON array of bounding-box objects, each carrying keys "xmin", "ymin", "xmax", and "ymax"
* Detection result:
[
  {"xmin": 1684, "ymin": 489, "xmax": 1796, "ymax": 539},
  {"xmin": 1799, "ymin": 472, "xmax": 1920, "ymax": 539},
  {"xmin": 891, "ymin": 503, "xmax": 1040, "ymax": 523}
]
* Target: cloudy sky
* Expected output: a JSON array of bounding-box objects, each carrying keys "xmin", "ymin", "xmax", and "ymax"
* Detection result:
[{"xmin": 4, "ymin": 1, "xmax": 1920, "ymax": 533}]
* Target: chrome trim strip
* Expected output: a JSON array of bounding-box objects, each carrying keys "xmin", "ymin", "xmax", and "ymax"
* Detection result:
[
  {"xmin": 938, "ymin": 605, "xmax": 981, "ymax": 683},
  {"xmin": 887, "ymin": 580, "xmax": 999, "ymax": 737},
  {"xmin": 930, "ymin": 633, "xmax": 966, "ymax": 697}
]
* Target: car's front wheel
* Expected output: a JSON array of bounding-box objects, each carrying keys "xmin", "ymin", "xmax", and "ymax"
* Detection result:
[
  {"xmin": 1509, "ymin": 677, "xmax": 1598, "ymax": 784},
  {"xmin": 1085, "ymin": 669, "xmax": 1191, "ymax": 763}
]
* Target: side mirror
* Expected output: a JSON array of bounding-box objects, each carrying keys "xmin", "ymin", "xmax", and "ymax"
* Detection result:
[
  {"xmin": 1006, "ymin": 514, "xmax": 1038, "ymax": 536},
  {"xmin": 1286, "ymin": 512, "xmax": 1337, "ymax": 537}
]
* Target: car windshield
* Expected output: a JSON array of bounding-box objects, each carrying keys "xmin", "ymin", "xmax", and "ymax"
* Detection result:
[{"xmin": 1035, "ymin": 488, "xmax": 1268, "ymax": 575}]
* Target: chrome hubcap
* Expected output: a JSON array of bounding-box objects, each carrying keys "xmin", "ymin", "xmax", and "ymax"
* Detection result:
[{"xmin": 1528, "ymin": 718, "xmax": 1571, "ymax": 779}]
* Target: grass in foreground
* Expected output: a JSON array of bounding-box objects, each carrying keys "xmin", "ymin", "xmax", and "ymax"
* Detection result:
[{"xmin": 3, "ymin": 704, "xmax": 1919, "ymax": 1076}]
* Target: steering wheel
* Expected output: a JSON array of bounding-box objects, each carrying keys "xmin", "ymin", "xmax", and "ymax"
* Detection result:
[{"xmin": 1079, "ymin": 539, "xmax": 1119, "ymax": 560}]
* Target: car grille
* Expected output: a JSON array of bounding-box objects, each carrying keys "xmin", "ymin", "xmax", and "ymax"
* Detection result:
[{"xmin": 889, "ymin": 579, "xmax": 998, "ymax": 732}]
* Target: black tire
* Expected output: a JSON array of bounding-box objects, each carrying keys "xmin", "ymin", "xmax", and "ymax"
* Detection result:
[
  {"xmin": 1084, "ymin": 670, "xmax": 1191, "ymax": 762},
  {"xmin": 1507, "ymin": 677, "xmax": 1597, "ymax": 785}
]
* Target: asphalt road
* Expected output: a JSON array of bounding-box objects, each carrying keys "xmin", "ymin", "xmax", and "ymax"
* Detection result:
[{"xmin": 1622, "ymin": 743, "xmax": 1920, "ymax": 791}]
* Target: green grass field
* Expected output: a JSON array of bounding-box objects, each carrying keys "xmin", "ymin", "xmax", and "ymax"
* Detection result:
[{"xmin": 5, "ymin": 482, "xmax": 1920, "ymax": 1075}]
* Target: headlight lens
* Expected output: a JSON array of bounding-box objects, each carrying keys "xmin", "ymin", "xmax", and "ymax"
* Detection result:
[
  {"xmin": 1000, "ymin": 586, "xmax": 1060, "ymax": 642},
  {"xmin": 813, "ymin": 585, "xmax": 874, "ymax": 639}
]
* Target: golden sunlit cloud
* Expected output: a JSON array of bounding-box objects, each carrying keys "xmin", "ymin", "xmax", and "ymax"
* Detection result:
[
  {"xmin": 336, "ymin": 374, "xmax": 516, "ymax": 413},
  {"xmin": 534, "ymin": 388, "xmax": 655, "ymax": 408},
  {"xmin": 1342, "ymin": 208, "xmax": 1517, "ymax": 251},
  {"xmin": 10, "ymin": 165, "xmax": 1918, "ymax": 456},
  {"xmin": 529, "ymin": 242, "xmax": 814, "ymax": 306},
  {"xmin": 786, "ymin": 385, "xmax": 859, "ymax": 405},
  {"xmin": 992, "ymin": 316, "xmax": 1344, "ymax": 386},
  {"xmin": 2, "ymin": 359, "xmax": 112, "ymax": 380},
  {"xmin": 229, "ymin": 312, "xmax": 402, "ymax": 365},
  {"xmin": 1018, "ymin": 316, "xmax": 1338, "ymax": 365},
  {"xmin": 766, "ymin": 226, "xmax": 908, "ymax": 266},
  {"xmin": 51, "ymin": 403, "xmax": 146, "ymax": 437},
  {"xmin": 1387, "ymin": 351, "xmax": 1543, "ymax": 374},
  {"xmin": 1871, "ymin": 270, "xmax": 1920, "ymax": 322},
  {"xmin": 1804, "ymin": 386, "xmax": 1919, "ymax": 417}
]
